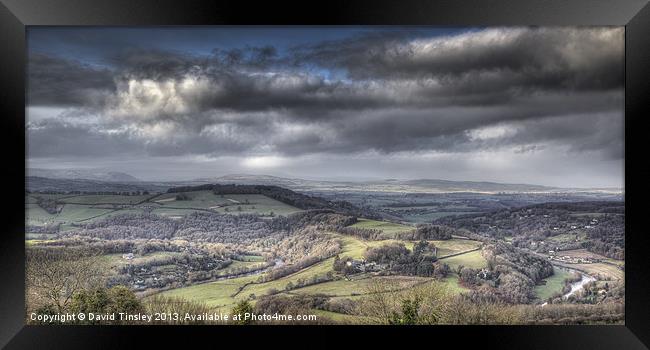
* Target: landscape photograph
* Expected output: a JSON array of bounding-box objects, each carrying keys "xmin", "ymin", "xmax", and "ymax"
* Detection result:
[{"xmin": 25, "ymin": 26, "xmax": 624, "ymax": 325}]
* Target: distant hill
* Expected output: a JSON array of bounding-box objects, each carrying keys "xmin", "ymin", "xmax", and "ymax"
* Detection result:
[
  {"xmin": 28, "ymin": 168, "xmax": 140, "ymax": 182},
  {"xmin": 25, "ymin": 171, "xmax": 621, "ymax": 195},
  {"xmin": 196, "ymin": 174, "xmax": 578, "ymax": 194},
  {"xmin": 26, "ymin": 176, "xmax": 165, "ymax": 193},
  {"xmin": 167, "ymin": 183, "xmax": 380, "ymax": 218},
  {"xmin": 395, "ymin": 179, "xmax": 555, "ymax": 193},
  {"xmin": 194, "ymin": 174, "xmax": 303, "ymax": 188}
]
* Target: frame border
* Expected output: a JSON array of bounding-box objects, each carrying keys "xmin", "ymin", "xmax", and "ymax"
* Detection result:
[{"xmin": 1, "ymin": 0, "xmax": 649, "ymax": 348}]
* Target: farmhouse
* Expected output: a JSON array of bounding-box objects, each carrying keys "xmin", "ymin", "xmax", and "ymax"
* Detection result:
[
  {"xmin": 122, "ymin": 253, "xmax": 134, "ymax": 260},
  {"xmin": 476, "ymin": 268, "xmax": 492, "ymax": 279},
  {"xmin": 346, "ymin": 259, "xmax": 387, "ymax": 273}
]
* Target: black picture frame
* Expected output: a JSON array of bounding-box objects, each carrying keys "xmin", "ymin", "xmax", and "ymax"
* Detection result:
[{"xmin": 1, "ymin": 0, "xmax": 649, "ymax": 348}]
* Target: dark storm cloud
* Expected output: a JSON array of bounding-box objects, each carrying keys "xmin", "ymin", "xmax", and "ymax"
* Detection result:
[
  {"xmin": 292, "ymin": 27, "xmax": 623, "ymax": 91},
  {"xmin": 27, "ymin": 53, "xmax": 116, "ymax": 107},
  {"xmin": 27, "ymin": 27, "xmax": 624, "ymax": 163}
]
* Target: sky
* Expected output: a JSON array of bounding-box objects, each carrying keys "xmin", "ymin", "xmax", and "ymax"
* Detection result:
[{"xmin": 26, "ymin": 27, "xmax": 624, "ymax": 188}]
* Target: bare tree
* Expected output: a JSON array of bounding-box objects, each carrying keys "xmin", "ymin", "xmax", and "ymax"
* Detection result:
[
  {"xmin": 26, "ymin": 247, "xmax": 104, "ymax": 313},
  {"xmin": 357, "ymin": 279, "xmax": 453, "ymax": 325}
]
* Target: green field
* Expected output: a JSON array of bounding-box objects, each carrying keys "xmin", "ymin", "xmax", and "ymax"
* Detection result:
[
  {"xmin": 159, "ymin": 275, "xmax": 260, "ymax": 309},
  {"xmin": 25, "ymin": 204, "xmax": 57, "ymax": 226},
  {"xmin": 56, "ymin": 204, "xmax": 116, "ymax": 222},
  {"xmin": 432, "ymin": 239, "xmax": 481, "ymax": 258},
  {"xmin": 156, "ymin": 233, "xmax": 478, "ymax": 309},
  {"xmin": 153, "ymin": 191, "xmax": 230, "ymax": 208},
  {"xmin": 440, "ymin": 275, "xmax": 470, "ymax": 294},
  {"xmin": 534, "ymin": 267, "xmax": 572, "ymax": 301},
  {"xmin": 439, "ymin": 250, "xmax": 487, "ymax": 269},
  {"xmin": 26, "ymin": 202, "xmax": 115, "ymax": 227},
  {"xmin": 334, "ymin": 234, "xmax": 415, "ymax": 259},
  {"xmin": 59, "ymin": 194, "xmax": 154, "ymax": 205},
  {"xmin": 310, "ymin": 309, "xmax": 367, "ymax": 323},
  {"xmin": 218, "ymin": 194, "xmax": 302, "ymax": 216},
  {"xmin": 287, "ymin": 275, "xmax": 432, "ymax": 298},
  {"xmin": 349, "ymin": 218, "xmax": 414, "ymax": 235},
  {"xmin": 153, "ymin": 191, "xmax": 301, "ymax": 216},
  {"xmin": 25, "ymin": 192, "xmax": 302, "ymax": 232},
  {"xmin": 335, "ymin": 233, "xmax": 479, "ymax": 260}
]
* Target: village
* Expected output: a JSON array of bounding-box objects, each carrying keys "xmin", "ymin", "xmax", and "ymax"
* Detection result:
[
  {"xmin": 546, "ymin": 252, "xmax": 600, "ymax": 264},
  {"xmin": 117, "ymin": 250, "xmax": 232, "ymax": 291}
]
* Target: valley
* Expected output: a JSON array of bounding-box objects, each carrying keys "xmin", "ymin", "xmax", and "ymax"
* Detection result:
[{"xmin": 25, "ymin": 174, "xmax": 625, "ymax": 325}]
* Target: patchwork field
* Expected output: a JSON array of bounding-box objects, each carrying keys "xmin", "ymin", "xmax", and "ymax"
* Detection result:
[
  {"xmin": 152, "ymin": 191, "xmax": 302, "ymax": 216},
  {"xmin": 155, "ymin": 232, "xmax": 480, "ymax": 309},
  {"xmin": 25, "ymin": 192, "xmax": 302, "ymax": 233}
]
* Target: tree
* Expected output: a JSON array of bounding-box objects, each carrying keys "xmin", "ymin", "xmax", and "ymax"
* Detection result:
[
  {"xmin": 359, "ymin": 279, "xmax": 452, "ymax": 325},
  {"xmin": 106, "ymin": 285, "xmax": 144, "ymax": 316},
  {"xmin": 26, "ymin": 247, "xmax": 104, "ymax": 313},
  {"xmin": 232, "ymin": 300, "xmax": 254, "ymax": 325},
  {"xmin": 175, "ymin": 193, "xmax": 190, "ymax": 201},
  {"xmin": 68, "ymin": 285, "xmax": 144, "ymax": 324},
  {"xmin": 389, "ymin": 296, "xmax": 421, "ymax": 325}
]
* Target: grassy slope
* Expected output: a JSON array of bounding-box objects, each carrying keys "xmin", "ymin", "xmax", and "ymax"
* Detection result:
[
  {"xmin": 157, "ymin": 233, "xmax": 476, "ymax": 309},
  {"xmin": 534, "ymin": 267, "xmax": 572, "ymax": 301},
  {"xmin": 59, "ymin": 194, "xmax": 154, "ymax": 204},
  {"xmin": 439, "ymin": 250, "xmax": 487, "ymax": 270},
  {"xmin": 349, "ymin": 218, "xmax": 413, "ymax": 235},
  {"xmin": 25, "ymin": 192, "xmax": 302, "ymax": 229},
  {"xmin": 25, "ymin": 204, "xmax": 56, "ymax": 226},
  {"xmin": 159, "ymin": 275, "xmax": 260, "ymax": 310},
  {"xmin": 154, "ymin": 191, "xmax": 301, "ymax": 216},
  {"xmin": 56, "ymin": 204, "xmax": 115, "ymax": 222}
]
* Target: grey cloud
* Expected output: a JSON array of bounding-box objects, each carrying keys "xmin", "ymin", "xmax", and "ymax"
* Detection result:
[
  {"xmin": 28, "ymin": 53, "xmax": 116, "ymax": 107},
  {"xmin": 27, "ymin": 27, "xmax": 624, "ymax": 164},
  {"xmin": 293, "ymin": 27, "xmax": 623, "ymax": 92},
  {"xmin": 27, "ymin": 120, "xmax": 140, "ymax": 157}
]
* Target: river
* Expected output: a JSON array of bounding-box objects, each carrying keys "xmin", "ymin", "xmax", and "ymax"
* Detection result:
[{"xmin": 540, "ymin": 266, "xmax": 596, "ymax": 306}]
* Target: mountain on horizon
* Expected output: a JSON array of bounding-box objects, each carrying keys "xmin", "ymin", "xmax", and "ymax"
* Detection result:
[
  {"xmin": 196, "ymin": 174, "xmax": 622, "ymax": 194},
  {"xmin": 194, "ymin": 174, "xmax": 569, "ymax": 194},
  {"xmin": 28, "ymin": 168, "xmax": 141, "ymax": 183},
  {"xmin": 26, "ymin": 170, "xmax": 622, "ymax": 194}
]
